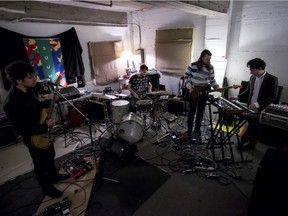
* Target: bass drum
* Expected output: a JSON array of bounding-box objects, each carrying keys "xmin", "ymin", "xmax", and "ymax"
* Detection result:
[{"xmin": 117, "ymin": 112, "xmax": 144, "ymax": 144}]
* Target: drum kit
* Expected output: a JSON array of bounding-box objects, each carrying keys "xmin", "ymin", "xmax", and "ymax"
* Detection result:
[{"xmin": 91, "ymin": 90, "xmax": 171, "ymax": 144}]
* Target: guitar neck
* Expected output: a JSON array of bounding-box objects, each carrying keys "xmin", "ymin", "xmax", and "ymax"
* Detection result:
[
  {"xmin": 209, "ymin": 86, "xmax": 229, "ymax": 93},
  {"xmin": 47, "ymin": 95, "xmax": 55, "ymax": 119},
  {"xmin": 209, "ymin": 85, "xmax": 241, "ymax": 94}
]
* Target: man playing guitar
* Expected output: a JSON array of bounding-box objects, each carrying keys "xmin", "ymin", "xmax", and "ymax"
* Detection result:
[
  {"xmin": 4, "ymin": 61, "xmax": 69, "ymax": 198},
  {"xmin": 184, "ymin": 49, "xmax": 220, "ymax": 138}
]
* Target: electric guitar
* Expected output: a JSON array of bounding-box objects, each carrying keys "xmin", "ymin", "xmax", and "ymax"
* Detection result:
[
  {"xmin": 31, "ymin": 76, "xmax": 60, "ymax": 149},
  {"xmin": 191, "ymin": 84, "xmax": 242, "ymax": 100}
]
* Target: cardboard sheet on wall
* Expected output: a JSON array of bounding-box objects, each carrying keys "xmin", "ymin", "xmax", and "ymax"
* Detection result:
[
  {"xmin": 88, "ymin": 41, "xmax": 124, "ymax": 85},
  {"xmin": 155, "ymin": 28, "xmax": 193, "ymax": 75}
]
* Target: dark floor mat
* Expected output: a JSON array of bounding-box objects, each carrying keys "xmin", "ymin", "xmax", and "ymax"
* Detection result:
[
  {"xmin": 85, "ymin": 151, "xmax": 171, "ymax": 216},
  {"xmin": 0, "ymin": 150, "xmax": 170, "ymax": 216}
]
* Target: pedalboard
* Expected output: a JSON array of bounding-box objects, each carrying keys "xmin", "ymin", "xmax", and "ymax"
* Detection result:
[{"xmin": 61, "ymin": 156, "xmax": 93, "ymax": 179}]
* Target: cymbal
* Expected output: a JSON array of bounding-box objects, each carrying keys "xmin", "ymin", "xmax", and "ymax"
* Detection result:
[
  {"xmin": 147, "ymin": 90, "xmax": 171, "ymax": 96},
  {"xmin": 91, "ymin": 92, "xmax": 117, "ymax": 100}
]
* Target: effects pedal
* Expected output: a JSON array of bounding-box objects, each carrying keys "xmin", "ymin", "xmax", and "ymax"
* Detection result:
[
  {"xmin": 34, "ymin": 197, "xmax": 71, "ymax": 216},
  {"xmin": 171, "ymin": 132, "xmax": 188, "ymax": 144},
  {"xmin": 61, "ymin": 156, "xmax": 93, "ymax": 179}
]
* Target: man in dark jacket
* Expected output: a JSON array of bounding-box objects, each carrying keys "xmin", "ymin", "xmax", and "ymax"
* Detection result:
[
  {"xmin": 4, "ymin": 61, "xmax": 69, "ymax": 198},
  {"xmin": 230, "ymin": 58, "xmax": 278, "ymax": 150}
]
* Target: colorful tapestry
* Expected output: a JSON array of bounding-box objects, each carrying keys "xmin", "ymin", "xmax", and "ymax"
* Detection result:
[{"xmin": 23, "ymin": 38, "xmax": 67, "ymax": 87}]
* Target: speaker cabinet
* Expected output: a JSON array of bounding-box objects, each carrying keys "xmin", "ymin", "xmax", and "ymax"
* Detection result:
[
  {"xmin": 167, "ymin": 99, "xmax": 184, "ymax": 115},
  {"xmin": 76, "ymin": 76, "xmax": 85, "ymax": 88},
  {"xmin": 109, "ymin": 138, "xmax": 138, "ymax": 162},
  {"xmin": 68, "ymin": 101, "xmax": 86, "ymax": 127},
  {"xmin": 248, "ymin": 149, "xmax": 288, "ymax": 216},
  {"xmin": 36, "ymin": 82, "xmax": 51, "ymax": 95}
]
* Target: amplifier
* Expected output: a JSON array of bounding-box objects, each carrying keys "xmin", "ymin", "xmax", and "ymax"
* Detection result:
[
  {"xmin": 0, "ymin": 123, "xmax": 17, "ymax": 148},
  {"xmin": 260, "ymin": 111, "xmax": 288, "ymax": 130}
]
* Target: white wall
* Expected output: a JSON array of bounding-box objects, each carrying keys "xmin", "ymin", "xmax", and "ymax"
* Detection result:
[
  {"xmin": 129, "ymin": 8, "xmax": 206, "ymax": 95},
  {"xmin": 225, "ymin": 1, "xmax": 288, "ymax": 102}
]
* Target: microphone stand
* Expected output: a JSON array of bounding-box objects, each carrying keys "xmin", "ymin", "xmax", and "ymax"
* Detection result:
[
  {"xmin": 53, "ymin": 89, "xmax": 105, "ymax": 148},
  {"xmin": 53, "ymin": 88, "xmax": 118, "ymax": 183}
]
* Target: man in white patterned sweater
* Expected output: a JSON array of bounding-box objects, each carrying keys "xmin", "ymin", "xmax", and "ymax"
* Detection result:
[{"xmin": 184, "ymin": 49, "xmax": 219, "ymax": 137}]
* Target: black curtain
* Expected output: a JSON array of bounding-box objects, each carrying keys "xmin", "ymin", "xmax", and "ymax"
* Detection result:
[{"xmin": 0, "ymin": 27, "xmax": 84, "ymax": 91}]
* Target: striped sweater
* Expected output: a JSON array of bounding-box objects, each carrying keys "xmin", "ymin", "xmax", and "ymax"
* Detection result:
[{"xmin": 184, "ymin": 62, "xmax": 219, "ymax": 89}]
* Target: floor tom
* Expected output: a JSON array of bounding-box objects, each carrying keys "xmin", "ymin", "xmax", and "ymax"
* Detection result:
[{"xmin": 111, "ymin": 100, "xmax": 130, "ymax": 123}]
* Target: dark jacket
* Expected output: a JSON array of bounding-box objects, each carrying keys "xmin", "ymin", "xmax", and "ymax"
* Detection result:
[
  {"xmin": 238, "ymin": 72, "xmax": 278, "ymax": 113},
  {"xmin": 3, "ymin": 86, "xmax": 48, "ymax": 146}
]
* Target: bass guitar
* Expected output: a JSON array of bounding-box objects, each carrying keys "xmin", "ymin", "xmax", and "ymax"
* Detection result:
[
  {"xmin": 31, "ymin": 76, "xmax": 60, "ymax": 149},
  {"xmin": 191, "ymin": 84, "xmax": 242, "ymax": 100}
]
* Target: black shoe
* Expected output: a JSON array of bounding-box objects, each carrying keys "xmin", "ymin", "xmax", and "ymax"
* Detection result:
[
  {"xmin": 237, "ymin": 141, "xmax": 256, "ymax": 151},
  {"xmin": 51, "ymin": 173, "xmax": 70, "ymax": 183},
  {"xmin": 193, "ymin": 130, "xmax": 201, "ymax": 137},
  {"xmin": 42, "ymin": 184, "xmax": 63, "ymax": 198}
]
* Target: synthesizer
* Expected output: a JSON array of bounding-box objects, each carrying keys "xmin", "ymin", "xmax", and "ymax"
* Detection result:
[{"xmin": 207, "ymin": 96, "xmax": 244, "ymax": 114}]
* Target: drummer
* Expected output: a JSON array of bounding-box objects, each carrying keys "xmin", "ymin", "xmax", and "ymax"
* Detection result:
[{"xmin": 128, "ymin": 64, "xmax": 153, "ymax": 113}]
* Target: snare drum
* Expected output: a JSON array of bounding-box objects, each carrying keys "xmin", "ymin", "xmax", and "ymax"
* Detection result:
[
  {"xmin": 111, "ymin": 100, "xmax": 130, "ymax": 123},
  {"xmin": 136, "ymin": 99, "xmax": 153, "ymax": 112},
  {"xmin": 117, "ymin": 112, "xmax": 144, "ymax": 144}
]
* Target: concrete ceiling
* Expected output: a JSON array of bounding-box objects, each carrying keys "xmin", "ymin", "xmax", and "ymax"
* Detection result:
[{"xmin": 0, "ymin": 1, "xmax": 230, "ymax": 26}]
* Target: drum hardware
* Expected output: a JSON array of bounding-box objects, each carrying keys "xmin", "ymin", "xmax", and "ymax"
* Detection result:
[
  {"xmin": 91, "ymin": 92, "xmax": 117, "ymax": 100},
  {"xmin": 114, "ymin": 93, "xmax": 129, "ymax": 98},
  {"xmin": 147, "ymin": 92, "xmax": 172, "ymax": 144},
  {"xmin": 146, "ymin": 90, "xmax": 171, "ymax": 96}
]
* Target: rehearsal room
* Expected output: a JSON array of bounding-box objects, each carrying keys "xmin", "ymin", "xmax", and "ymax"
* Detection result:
[{"xmin": 1, "ymin": 1, "xmax": 288, "ymax": 216}]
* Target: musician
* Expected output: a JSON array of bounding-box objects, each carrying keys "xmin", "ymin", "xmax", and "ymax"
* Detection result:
[
  {"xmin": 230, "ymin": 58, "xmax": 278, "ymax": 151},
  {"xmin": 3, "ymin": 61, "xmax": 69, "ymax": 198},
  {"xmin": 185, "ymin": 49, "xmax": 220, "ymax": 137},
  {"xmin": 128, "ymin": 64, "xmax": 153, "ymax": 112}
]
